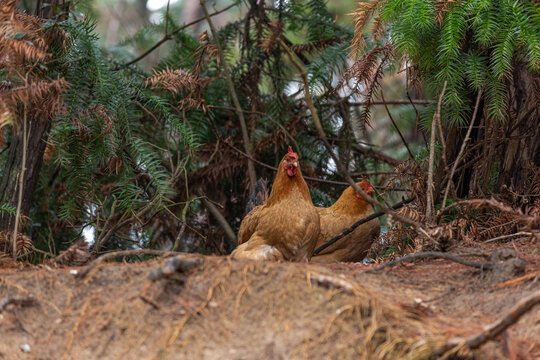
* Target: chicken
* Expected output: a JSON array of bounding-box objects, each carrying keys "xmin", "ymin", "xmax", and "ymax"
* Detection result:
[
  {"xmin": 310, "ymin": 180, "xmax": 380, "ymax": 263},
  {"xmin": 231, "ymin": 147, "xmax": 320, "ymax": 261}
]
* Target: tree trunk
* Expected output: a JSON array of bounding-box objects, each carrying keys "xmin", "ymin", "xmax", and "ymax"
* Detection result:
[
  {"xmin": 0, "ymin": 0, "xmax": 68, "ymax": 231},
  {"xmin": 0, "ymin": 119, "xmax": 52, "ymax": 229},
  {"xmin": 437, "ymin": 61, "xmax": 540, "ymax": 204}
]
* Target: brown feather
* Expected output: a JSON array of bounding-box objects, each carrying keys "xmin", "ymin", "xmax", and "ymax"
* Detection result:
[{"xmin": 311, "ymin": 182, "xmax": 380, "ymax": 263}]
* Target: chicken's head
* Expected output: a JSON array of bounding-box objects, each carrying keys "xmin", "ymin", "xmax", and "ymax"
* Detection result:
[
  {"xmin": 355, "ymin": 180, "xmax": 374, "ymax": 199},
  {"xmin": 283, "ymin": 146, "xmax": 299, "ymax": 177}
]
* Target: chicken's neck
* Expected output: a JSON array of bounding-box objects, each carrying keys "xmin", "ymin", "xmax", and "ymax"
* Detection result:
[{"xmin": 266, "ymin": 170, "xmax": 311, "ymax": 205}]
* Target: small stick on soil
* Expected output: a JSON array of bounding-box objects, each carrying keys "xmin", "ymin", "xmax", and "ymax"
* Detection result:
[
  {"xmin": 0, "ymin": 296, "xmax": 37, "ymax": 313},
  {"xmin": 77, "ymin": 249, "xmax": 182, "ymax": 279},
  {"xmin": 483, "ymin": 231, "xmax": 534, "ymax": 243},
  {"xmin": 445, "ymin": 290, "xmax": 540, "ymax": 350},
  {"xmin": 313, "ymin": 198, "xmax": 414, "ymax": 256},
  {"xmin": 309, "ymin": 273, "xmax": 355, "ymax": 293},
  {"xmin": 139, "ymin": 295, "xmax": 161, "ymax": 310},
  {"xmin": 365, "ymin": 251, "xmax": 492, "ymax": 273}
]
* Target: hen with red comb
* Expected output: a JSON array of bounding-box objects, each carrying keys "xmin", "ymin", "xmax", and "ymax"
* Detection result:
[{"xmin": 232, "ymin": 147, "xmax": 320, "ymax": 261}]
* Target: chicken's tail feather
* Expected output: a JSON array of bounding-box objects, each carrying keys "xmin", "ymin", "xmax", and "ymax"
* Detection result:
[{"xmin": 245, "ymin": 178, "xmax": 271, "ymax": 214}]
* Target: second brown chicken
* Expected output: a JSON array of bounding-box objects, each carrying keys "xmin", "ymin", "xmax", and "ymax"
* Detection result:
[{"xmin": 311, "ymin": 180, "xmax": 380, "ymax": 263}]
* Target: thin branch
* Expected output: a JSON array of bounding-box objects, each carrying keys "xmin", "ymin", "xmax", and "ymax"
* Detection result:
[
  {"xmin": 172, "ymin": 222, "xmax": 187, "ymax": 251},
  {"xmin": 313, "ymin": 198, "xmax": 414, "ymax": 256},
  {"xmin": 200, "ymin": 0, "xmax": 257, "ymax": 193},
  {"xmin": 365, "ymin": 251, "xmax": 492, "ymax": 273},
  {"xmin": 407, "ymin": 90, "xmax": 428, "ymax": 148},
  {"xmin": 348, "ymin": 99, "xmax": 434, "ymax": 105},
  {"xmin": 441, "ymin": 90, "xmax": 482, "ymax": 213},
  {"xmin": 199, "ymin": 195, "xmax": 237, "ymax": 251},
  {"xmin": 220, "ymin": 135, "xmax": 407, "ymax": 190},
  {"xmin": 77, "ymin": 249, "xmax": 182, "ymax": 279},
  {"xmin": 208, "ymin": 104, "xmax": 300, "ymax": 151},
  {"xmin": 280, "ymin": 40, "xmax": 424, "ymax": 233},
  {"xmin": 122, "ymin": 3, "xmax": 236, "ymax": 68},
  {"xmin": 426, "ymin": 81, "xmax": 447, "ymax": 222},
  {"xmin": 380, "ymin": 90, "xmax": 417, "ymax": 164}
]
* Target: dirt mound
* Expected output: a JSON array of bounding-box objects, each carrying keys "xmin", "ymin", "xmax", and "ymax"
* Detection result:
[{"xmin": 0, "ymin": 243, "xmax": 538, "ymax": 359}]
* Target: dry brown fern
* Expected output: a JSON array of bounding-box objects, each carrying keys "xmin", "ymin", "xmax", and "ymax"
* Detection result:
[
  {"xmin": 0, "ymin": 3, "xmax": 69, "ymax": 136},
  {"xmin": 261, "ymin": 20, "xmax": 283, "ymax": 54},
  {"xmin": 0, "ymin": 229, "xmax": 33, "ymax": 259},
  {"xmin": 348, "ymin": 0, "xmax": 386, "ymax": 57}
]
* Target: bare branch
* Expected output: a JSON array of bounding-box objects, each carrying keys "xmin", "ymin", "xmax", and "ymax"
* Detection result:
[
  {"xmin": 426, "ymin": 81, "xmax": 447, "ymax": 222},
  {"xmin": 200, "ymin": 0, "xmax": 257, "ymax": 192},
  {"xmin": 199, "ymin": 196, "xmax": 237, "ymax": 251},
  {"xmin": 380, "ymin": 90, "xmax": 417, "ymax": 165},
  {"xmin": 441, "ymin": 90, "xmax": 482, "ymax": 213},
  {"xmin": 444, "ymin": 290, "xmax": 540, "ymax": 351},
  {"xmin": 122, "ymin": 3, "xmax": 236, "ymax": 68},
  {"xmin": 221, "ymin": 137, "xmax": 406, "ymax": 190}
]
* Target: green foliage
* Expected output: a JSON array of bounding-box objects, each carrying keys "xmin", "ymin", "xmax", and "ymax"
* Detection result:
[
  {"xmin": 376, "ymin": 0, "xmax": 540, "ymax": 124},
  {"xmin": 30, "ymin": 17, "xmax": 196, "ymax": 254}
]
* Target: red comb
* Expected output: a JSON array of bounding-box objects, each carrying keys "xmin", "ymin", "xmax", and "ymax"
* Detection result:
[
  {"xmin": 361, "ymin": 180, "xmax": 372, "ymax": 188},
  {"xmin": 288, "ymin": 146, "xmax": 294, "ymax": 155}
]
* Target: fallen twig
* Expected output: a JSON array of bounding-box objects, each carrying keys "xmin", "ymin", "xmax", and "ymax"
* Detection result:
[
  {"xmin": 365, "ymin": 251, "xmax": 492, "ymax": 273},
  {"xmin": 0, "ymin": 296, "xmax": 37, "ymax": 313},
  {"xmin": 442, "ymin": 290, "xmax": 540, "ymax": 351},
  {"xmin": 484, "ymin": 231, "xmax": 534, "ymax": 243},
  {"xmin": 309, "ymin": 273, "xmax": 355, "ymax": 293},
  {"xmin": 76, "ymin": 249, "xmax": 182, "ymax": 279},
  {"xmin": 496, "ymin": 269, "xmax": 540, "ymax": 289},
  {"xmin": 313, "ymin": 198, "xmax": 414, "ymax": 256}
]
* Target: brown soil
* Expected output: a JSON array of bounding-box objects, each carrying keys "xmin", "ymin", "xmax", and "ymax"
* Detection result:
[{"xmin": 0, "ymin": 239, "xmax": 538, "ymax": 360}]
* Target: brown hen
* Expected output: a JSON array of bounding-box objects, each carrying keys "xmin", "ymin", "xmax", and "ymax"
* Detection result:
[
  {"xmin": 311, "ymin": 180, "xmax": 380, "ymax": 263},
  {"xmin": 231, "ymin": 147, "xmax": 320, "ymax": 261}
]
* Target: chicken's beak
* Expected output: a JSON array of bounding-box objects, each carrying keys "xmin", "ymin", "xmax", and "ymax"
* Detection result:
[{"xmin": 292, "ymin": 161, "xmax": 298, "ymax": 168}]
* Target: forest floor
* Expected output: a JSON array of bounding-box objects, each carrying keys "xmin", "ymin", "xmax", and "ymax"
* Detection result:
[{"xmin": 0, "ymin": 238, "xmax": 538, "ymax": 360}]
